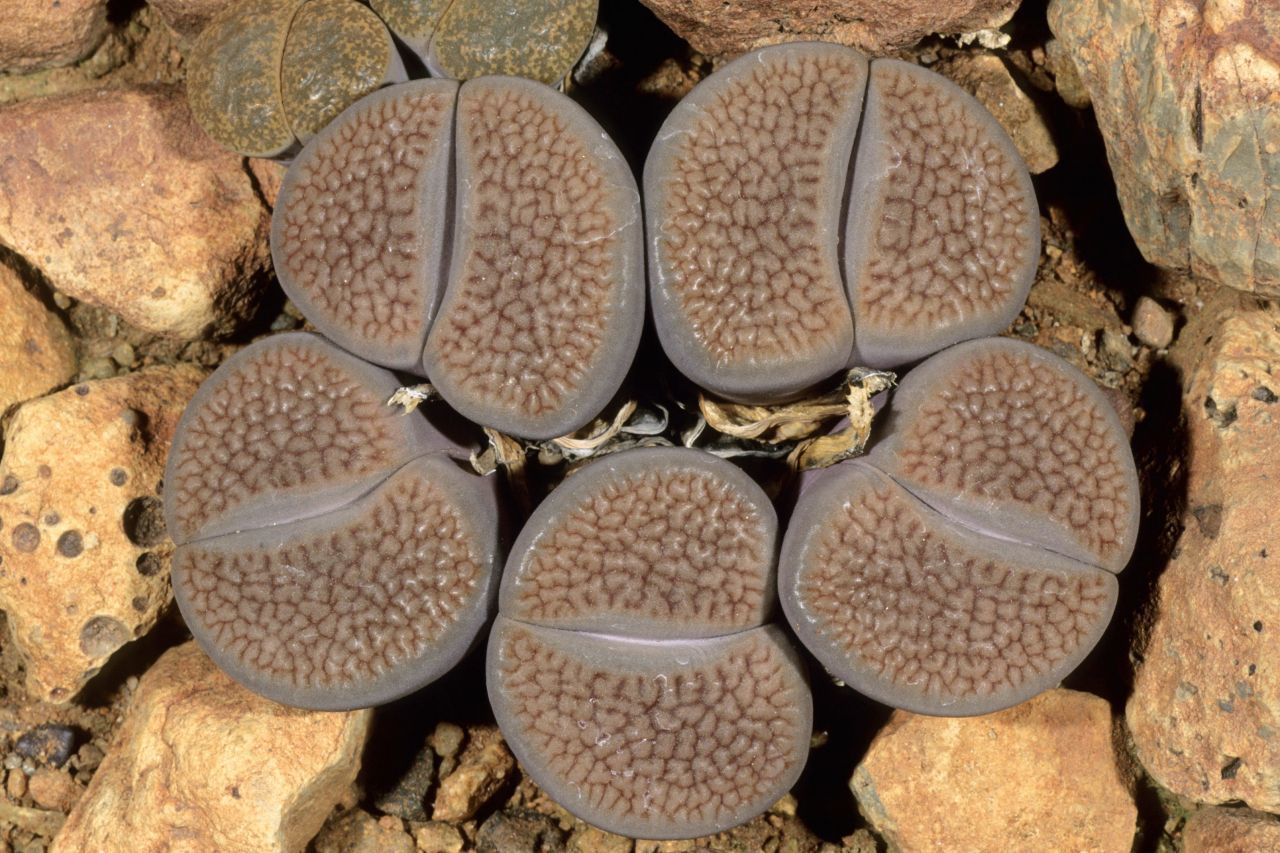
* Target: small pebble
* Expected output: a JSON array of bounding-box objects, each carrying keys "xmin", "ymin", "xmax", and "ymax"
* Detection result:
[
  {"xmin": 80, "ymin": 357, "xmax": 117, "ymax": 380},
  {"xmin": 1132, "ymin": 295, "xmax": 1176, "ymax": 349},
  {"xmin": 6, "ymin": 768, "xmax": 27, "ymax": 799},
  {"xmin": 73, "ymin": 743, "xmax": 104, "ymax": 773},
  {"xmin": 414, "ymin": 822, "xmax": 464, "ymax": 853},
  {"xmin": 430, "ymin": 722, "xmax": 464, "ymax": 759},
  {"xmin": 110, "ymin": 342, "xmax": 136, "ymax": 368},
  {"xmin": 1100, "ymin": 327, "xmax": 1135, "ymax": 371},
  {"xmin": 14, "ymin": 724, "xmax": 78, "ymax": 768},
  {"xmin": 27, "ymin": 767, "xmax": 79, "ymax": 812}
]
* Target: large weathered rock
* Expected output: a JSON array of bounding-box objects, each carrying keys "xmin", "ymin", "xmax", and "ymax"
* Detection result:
[
  {"xmin": 852, "ymin": 689, "xmax": 1136, "ymax": 852},
  {"xmin": 0, "ymin": 366, "xmax": 203, "ymax": 703},
  {"xmin": 0, "ymin": 85, "xmax": 272, "ymax": 338},
  {"xmin": 1049, "ymin": 0, "xmax": 1280, "ymax": 296},
  {"xmin": 53, "ymin": 643, "xmax": 370, "ymax": 853},
  {"xmin": 0, "ymin": 263, "xmax": 76, "ymax": 415},
  {"xmin": 0, "ymin": 0, "xmax": 109, "ymax": 74},
  {"xmin": 1182, "ymin": 806, "xmax": 1280, "ymax": 853},
  {"xmin": 1127, "ymin": 301, "xmax": 1280, "ymax": 812},
  {"xmin": 638, "ymin": 0, "xmax": 1021, "ymax": 57}
]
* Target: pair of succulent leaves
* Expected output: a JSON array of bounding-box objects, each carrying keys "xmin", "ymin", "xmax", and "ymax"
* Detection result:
[
  {"xmin": 188, "ymin": 0, "xmax": 598, "ymax": 157},
  {"xmin": 166, "ymin": 42, "xmax": 1139, "ymax": 839}
]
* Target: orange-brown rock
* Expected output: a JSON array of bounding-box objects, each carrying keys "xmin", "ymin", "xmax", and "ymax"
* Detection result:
[
  {"xmin": 0, "ymin": 85, "xmax": 272, "ymax": 338},
  {"xmin": 431, "ymin": 726, "xmax": 515, "ymax": 822},
  {"xmin": 0, "ymin": 366, "xmax": 203, "ymax": 702},
  {"xmin": 0, "ymin": 0, "xmax": 108, "ymax": 73},
  {"xmin": 637, "ymin": 0, "xmax": 1020, "ymax": 57},
  {"xmin": 1127, "ymin": 302, "xmax": 1280, "ymax": 812},
  {"xmin": 0, "ymin": 263, "xmax": 76, "ymax": 415},
  {"xmin": 53, "ymin": 643, "xmax": 370, "ymax": 853},
  {"xmin": 1182, "ymin": 806, "xmax": 1280, "ymax": 853},
  {"xmin": 852, "ymin": 689, "xmax": 1136, "ymax": 852},
  {"xmin": 1049, "ymin": 0, "xmax": 1280, "ymax": 296}
]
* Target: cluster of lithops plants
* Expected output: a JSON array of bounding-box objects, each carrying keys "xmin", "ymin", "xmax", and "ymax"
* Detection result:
[
  {"xmin": 165, "ymin": 37, "xmax": 1139, "ymax": 839},
  {"xmin": 187, "ymin": 0, "xmax": 599, "ymax": 157}
]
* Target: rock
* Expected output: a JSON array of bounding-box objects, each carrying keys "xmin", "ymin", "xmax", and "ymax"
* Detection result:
[
  {"xmin": 1127, "ymin": 303, "xmax": 1280, "ymax": 813},
  {"xmin": 0, "ymin": 365, "xmax": 204, "ymax": 702},
  {"xmin": 0, "ymin": 800, "xmax": 64, "ymax": 839},
  {"xmin": 475, "ymin": 808, "xmax": 567, "ymax": 853},
  {"xmin": 26, "ymin": 768, "xmax": 81, "ymax": 813},
  {"xmin": 431, "ymin": 726, "xmax": 514, "ymax": 822},
  {"xmin": 53, "ymin": 643, "xmax": 370, "ymax": 853},
  {"xmin": 369, "ymin": 741, "xmax": 434, "ymax": 821},
  {"xmin": 852, "ymin": 689, "xmax": 1136, "ymax": 852},
  {"xmin": 147, "ymin": 0, "xmax": 236, "ymax": 39},
  {"xmin": 0, "ymin": 0, "xmax": 109, "ymax": 74},
  {"xmin": 0, "ymin": 263, "xmax": 76, "ymax": 415},
  {"xmin": 428, "ymin": 721, "xmax": 465, "ymax": 777},
  {"xmin": 1182, "ymin": 806, "xmax": 1280, "ymax": 853},
  {"xmin": 413, "ymin": 821, "xmax": 465, "ymax": 853},
  {"xmin": 0, "ymin": 85, "xmax": 272, "ymax": 338},
  {"xmin": 637, "ymin": 0, "xmax": 1021, "ymax": 57},
  {"xmin": 1049, "ymin": 0, "xmax": 1280, "ymax": 296},
  {"xmin": 934, "ymin": 52, "xmax": 1060, "ymax": 173},
  {"xmin": 5, "ymin": 769, "xmax": 26, "ymax": 800},
  {"xmin": 1132, "ymin": 295, "xmax": 1176, "ymax": 349},
  {"xmin": 1043, "ymin": 37, "xmax": 1090, "ymax": 109},
  {"xmin": 13, "ymin": 725, "xmax": 78, "ymax": 768},
  {"xmin": 312, "ymin": 809, "xmax": 415, "ymax": 853}
]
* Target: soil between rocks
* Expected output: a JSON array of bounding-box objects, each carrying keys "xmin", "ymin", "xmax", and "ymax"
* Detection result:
[{"xmin": 0, "ymin": 1, "xmax": 1239, "ymax": 852}]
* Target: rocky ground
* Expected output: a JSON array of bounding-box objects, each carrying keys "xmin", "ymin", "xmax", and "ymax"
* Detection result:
[{"xmin": 0, "ymin": 1, "xmax": 1277, "ymax": 851}]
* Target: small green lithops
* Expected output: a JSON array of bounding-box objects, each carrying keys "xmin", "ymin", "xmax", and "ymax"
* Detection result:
[
  {"xmin": 368, "ymin": 0, "xmax": 451, "ymax": 56},
  {"xmin": 371, "ymin": 0, "xmax": 598, "ymax": 85},
  {"xmin": 428, "ymin": 0, "xmax": 598, "ymax": 84},
  {"xmin": 187, "ymin": 0, "xmax": 406, "ymax": 157}
]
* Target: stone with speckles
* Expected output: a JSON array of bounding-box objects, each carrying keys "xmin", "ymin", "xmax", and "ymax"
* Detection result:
[
  {"xmin": 1127, "ymin": 303, "xmax": 1280, "ymax": 813},
  {"xmin": 0, "ymin": 366, "xmax": 204, "ymax": 704},
  {"xmin": 489, "ymin": 447, "xmax": 811, "ymax": 838}
]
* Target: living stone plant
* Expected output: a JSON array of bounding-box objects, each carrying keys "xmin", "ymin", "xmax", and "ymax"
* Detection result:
[{"xmin": 163, "ymin": 40, "xmax": 1138, "ymax": 840}]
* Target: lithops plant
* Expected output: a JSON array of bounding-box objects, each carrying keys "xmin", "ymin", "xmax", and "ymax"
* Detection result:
[
  {"xmin": 779, "ymin": 337, "xmax": 1139, "ymax": 716},
  {"xmin": 489, "ymin": 447, "xmax": 812, "ymax": 838},
  {"xmin": 163, "ymin": 332, "xmax": 502, "ymax": 710},
  {"xmin": 271, "ymin": 76, "xmax": 644, "ymax": 440},
  {"xmin": 371, "ymin": 0, "xmax": 599, "ymax": 84},
  {"xmin": 187, "ymin": 0, "xmax": 406, "ymax": 157},
  {"xmin": 645, "ymin": 42, "xmax": 1040, "ymax": 402}
]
